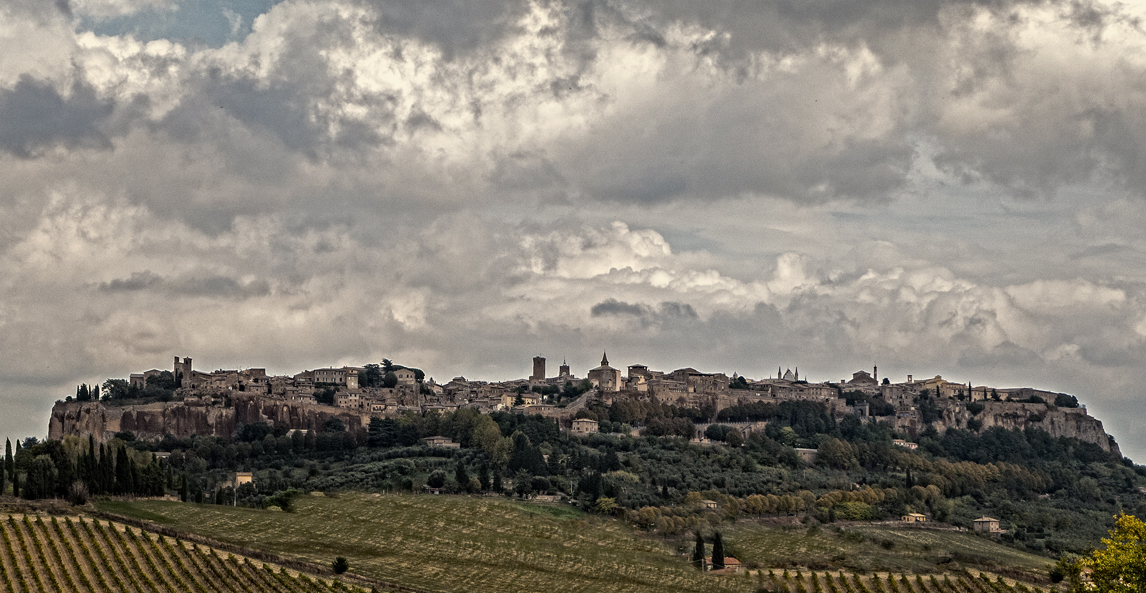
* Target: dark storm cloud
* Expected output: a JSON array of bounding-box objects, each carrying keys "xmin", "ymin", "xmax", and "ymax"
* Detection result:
[
  {"xmin": 591, "ymin": 298, "xmax": 698, "ymax": 325},
  {"xmin": 0, "ymin": 75, "xmax": 114, "ymax": 157},
  {"xmin": 618, "ymin": 0, "xmax": 1043, "ymax": 60},
  {"xmin": 98, "ymin": 271, "xmax": 271, "ymax": 298},
  {"xmin": 3, "ymin": 0, "xmax": 72, "ymax": 23},
  {"xmin": 356, "ymin": 0, "xmax": 531, "ymax": 58}
]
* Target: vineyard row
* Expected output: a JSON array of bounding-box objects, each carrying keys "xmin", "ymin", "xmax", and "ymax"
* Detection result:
[{"xmin": 0, "ymin": 514, "xmax": 381, "ymax": 593}]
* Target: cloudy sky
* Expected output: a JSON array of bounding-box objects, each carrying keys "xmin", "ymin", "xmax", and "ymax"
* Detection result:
[{"xmin": 3, "ymin": 0, "xmax": 1146, "ymax": 459}]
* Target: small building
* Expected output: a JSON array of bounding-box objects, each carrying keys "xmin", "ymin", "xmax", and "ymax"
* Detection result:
[
  {"xmin": 422, "ymin": 436, "xmax": 461, "ymax": 449},
  {"xmin": 394, "ymin": 368, "xmax": 417, "ymax": 385},
  {"xmin": 972, "ymin": 516, "xmax": 1003, "ymax": 533},
  {"xmin": 902, "ymin": 513, "xmax": 927, "ymax": 523},
  {"xmin": 795, "ymin": 448, "xmax": 819, "ymax": 464},
  {"xmin": 700, "ymin": 499, "xmax": 719, "ymax": 510},
  {"xmin": 892, "ymin": 439, "xmax": 919, "ymax": 450},
  {"xmin": 233, "ymin": 472, "xmax": 254, "ymax": 490},
  {"xmin": 705, "ymin": 557, "xmax": 743, "ymax": 573},
  {"xmin": 571, "ymin": 418, "xmax": 599, "ymax": 434}
]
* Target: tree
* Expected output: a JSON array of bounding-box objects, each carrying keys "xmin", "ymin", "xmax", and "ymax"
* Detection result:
[
  {"xmin": 332, "ymin": 557, "xmax": 349, "ymax": 574},
  {"xmin": 711, "ymin": 531, "xmax": 725, "ymax": 570},
  {"xmin": 455, "ymin": 461, "xmax": 468, "ymax": 487},
  {"xmin": 383, "ymin": 372, "xmax": 398, "ymax": 388},
  {"xmin": 1084, "ymin": 513, "xmax": 1146, "ymax": 593},
  {"xmin": 478, "ymin": 463, "xmax": 491, "ymax": 491},
  {"xmin": 180, "ymin": 475, "xmax": 189, "ymax": 502},
  {"xmin": 427, "ymin": 470, "xmax": 446, "ymax": 489},
  {"xmin": 4, "ymin": 438, "xmax": 12, "ymax": 481},
  {"xmin": 361, "ymin": 364, "xmax": 383, "ymax": 388},
  {"xmin": 692, "ymin": 531, "xmax": 705, "ymax": 570},
  {"xmin": 27, "ymin": 455, "xmax": 59, "ymax": 499}
]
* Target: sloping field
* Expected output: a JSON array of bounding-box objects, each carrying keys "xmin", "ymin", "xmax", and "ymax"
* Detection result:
[
  {"xmin": 757, "ymin": 569, "xmax": 1054, "ymax": 593},
  {"xmin": 723, "ymin": 521, "xmax": 1053, "ymax": 577},
  {"xmin": 98, "ymin": 494, "xmax": 1059, "ymax": 593},
  {"xmin": 100, "ymin": 493, "xmax": 751, "ymax": 593},
  {"xmin": 0, "ymin": 513, "xmax": 374, "ymax": 593}
]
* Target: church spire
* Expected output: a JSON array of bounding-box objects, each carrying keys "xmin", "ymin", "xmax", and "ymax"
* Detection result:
[{"xmin": 601, "ymin": 351, "xmax": 609, "ymax": 366}]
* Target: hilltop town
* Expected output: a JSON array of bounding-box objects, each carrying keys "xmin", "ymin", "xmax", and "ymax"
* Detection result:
[{"xmin": 50, "ymin": 353, "xmax": 1119, "ymax": 456}]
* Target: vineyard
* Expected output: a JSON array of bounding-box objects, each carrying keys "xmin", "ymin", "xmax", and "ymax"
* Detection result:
[
  {"xmin": 0, "ymin": 514, "xmax": 377, "ymax": 593},
  {"xmin": 96, "ymin": 494, "xmax": 1063, "ymax": 593},
  {"xmin": 758, "ymin": 569, "xmax": 1055, "ymax": 593}
]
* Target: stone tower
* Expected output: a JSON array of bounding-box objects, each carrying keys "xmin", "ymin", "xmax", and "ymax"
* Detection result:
[
  {"xmin": 532, "ymin": 356, "xmax": 546, "ymax": 382},
  {"xmin": 173, "ymin": 356, "xmax": 193, "ymax": 388}
]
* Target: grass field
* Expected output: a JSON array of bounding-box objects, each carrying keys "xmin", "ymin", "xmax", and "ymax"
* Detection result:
[
  {"xmin": 100, "ymin": 493, "xmax": 745, "ymax": 593},
  {"xmin": 0, "ymin": 513, "xmax": 374, "ymax": 593},
  {"xmin": 722, "ymin": 520, "xmax": 1053, "ymax": 576},
  {"xmin": 97, "ymin": 494, "xmax": 1058, "ymax": 593}
]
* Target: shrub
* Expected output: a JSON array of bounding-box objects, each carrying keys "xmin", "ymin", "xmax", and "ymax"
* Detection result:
[{"xmin": 332, "ymin": 557, "xmax": 349, "ymax": 574}]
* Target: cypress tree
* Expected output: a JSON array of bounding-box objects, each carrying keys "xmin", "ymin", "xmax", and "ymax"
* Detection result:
[
  {"xmin": 1, "ymin": 454, "xmax": 6, "ymax": 495},
  {"xmin": 712, "ymin": 531, "xmax": 725, "ymax": 570},
  {"xmin": 180, "ymin": 475, "xmax": 189, "ymax": 502},
  {"xmin": 692, "ymin": 531, "xmax": 705, "ymax": 570},
  {"xmin": 478, "ymin": 463, "xmax": 490, "ymax": 491},
  {"xmin": 4, "ymin": 438, "xmax": 11, "ymax": 478},
  {"xmin": 455, "ymin": 460, "xmax": 468, "ymax": 487},
  {"xmin": 12, "ymin": 471, "xmax": 19, "ymax": 498},
  {"xmin": 98, "ymin": 444, "xmax": 113, "ymax": 494},
  {"xmin": 84, "ymin": 435, "xmax": 97, "ymax": 491},
  {"xmin": 492, "ymin": 472, "xmax": 503, "ymax": 494},
  {"xmin": 115, "ymin": 446, "xmax": 132, "ymax": 495}
]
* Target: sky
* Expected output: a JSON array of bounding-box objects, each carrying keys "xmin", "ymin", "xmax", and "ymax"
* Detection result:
[{"xmin": 2, "ymin": 0, "xmax": 1146, "ymax": 460}]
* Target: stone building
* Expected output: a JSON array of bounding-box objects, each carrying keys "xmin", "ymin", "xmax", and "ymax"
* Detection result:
[{"xmin": 588, "ymin": 352, "xmax": 622, "ymax": 392}]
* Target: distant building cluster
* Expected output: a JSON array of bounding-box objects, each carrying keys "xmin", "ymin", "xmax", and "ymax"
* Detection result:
[{"xmin": 123, "ymin": 351, "xmax": 1085, "ymax": 439}]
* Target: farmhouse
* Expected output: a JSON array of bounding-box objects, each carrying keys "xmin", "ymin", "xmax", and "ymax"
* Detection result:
[
  {"xmin": 973, "ymin": 517, "xmax": 1003, "ymax": 533},
  {"xmin": 571, "ymin": 418, "xmax": 599, "ymax": 434},
  {"xmin": 705, "ymin": 557, "xmax": 743, "ymax": 573},
  {"xmin": 423, "ymin": 436, "xmax": 461, "ymax": 449},
  {"xmin": 902, "ymin": 513, "xmax": 926, "ymax": 523}
]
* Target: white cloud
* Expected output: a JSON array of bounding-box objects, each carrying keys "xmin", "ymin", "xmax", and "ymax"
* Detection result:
[{"xmin": 4, "ymin": 0, "xmax": 1146, "ymax": 463}]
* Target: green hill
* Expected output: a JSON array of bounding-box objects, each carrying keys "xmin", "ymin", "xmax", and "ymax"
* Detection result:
[{"xmin": 96, "ymin": 493, "xmax": 1056, "ymax": 593}]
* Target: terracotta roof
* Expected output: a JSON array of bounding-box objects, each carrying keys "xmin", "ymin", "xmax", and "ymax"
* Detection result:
[{"xmin": 705, "ymin": 557, "xmax": 741, "ymax": 565}]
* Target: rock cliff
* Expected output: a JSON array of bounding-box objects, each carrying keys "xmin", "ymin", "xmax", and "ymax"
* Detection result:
[
  {"xmin": 899, "ymin": 400, "xmax": 1121, "ymax": 456},
  {"xmin": 49, "ymin": 394, "xmax": 372, "ymax": 442}
]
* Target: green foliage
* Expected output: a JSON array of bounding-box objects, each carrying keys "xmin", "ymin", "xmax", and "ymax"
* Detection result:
[
  {"xmin": 1083, "ymin": 513, "xmax": 1146, "ymax": 593},
  {"xmin": 692, "ymin": 531, "xmax": 705, "ymax": 570},
  {"xmin": 332, "ymin": 556, "xmax": 350, "ymax": 574},
  {"xmin": 264, "ymin": 489, "xmax": 303, "ymax": 512}
]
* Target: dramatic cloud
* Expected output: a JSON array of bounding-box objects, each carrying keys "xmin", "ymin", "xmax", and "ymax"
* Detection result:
[{"xmin": 2, "ymin": 0, "xmax": 1146, "ymax": 461}]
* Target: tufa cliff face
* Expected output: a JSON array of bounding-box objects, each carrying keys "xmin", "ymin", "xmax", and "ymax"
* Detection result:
[
  {"xmin": 49, "ymin": 394, "xmax": 372, "ymax": 442},
  {"xmin": 901, "ymin": 400, "xmax": 1121, "ymax": 456}
]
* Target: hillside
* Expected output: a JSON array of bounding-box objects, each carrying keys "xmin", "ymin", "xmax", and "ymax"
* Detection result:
[
  {"xmin": 0, "ymin": 512, "xmax": 376, "ymax": 593},
  {"xmin": 96, "ymin": 493, "xmax": 1058, "ymax": 593}
]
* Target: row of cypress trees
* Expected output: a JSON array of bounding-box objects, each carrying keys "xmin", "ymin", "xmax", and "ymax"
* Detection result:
[
  {"xmin": 692, "ymin": 530, "xmax": 726, "ymax": 570},
  {"xmin": 2, "ymin": 435, "xmax": 167, "ymax": 501}
]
